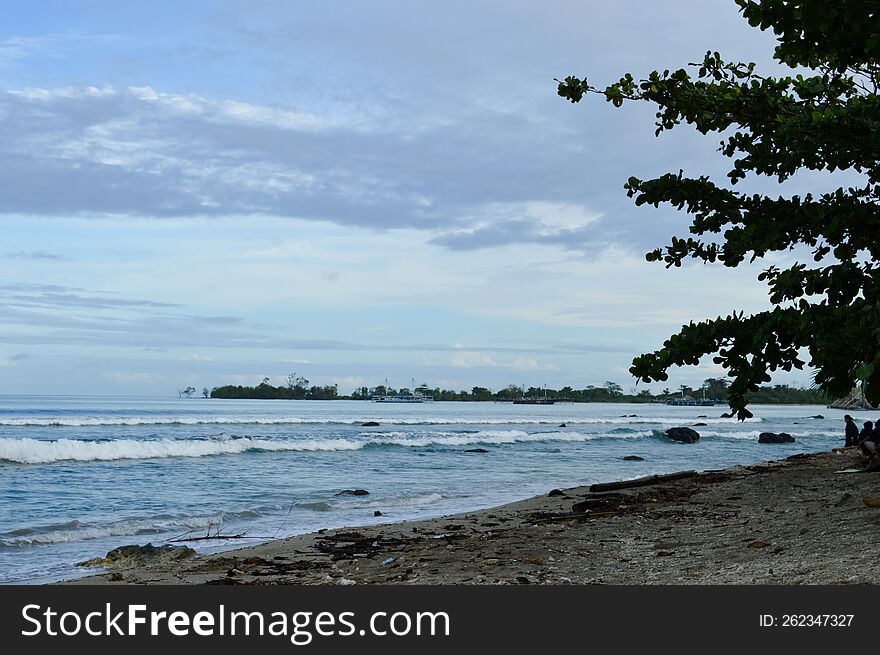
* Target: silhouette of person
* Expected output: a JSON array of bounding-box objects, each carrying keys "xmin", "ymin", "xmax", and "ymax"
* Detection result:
[{"xmin": 844, "ymin": 415, "xmax": 859, "ymax": 447}]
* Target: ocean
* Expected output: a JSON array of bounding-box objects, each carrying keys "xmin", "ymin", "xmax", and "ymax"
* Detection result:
[{"xmin": 0, "ymin": 395, "xmax": 865, "ymax": 583}]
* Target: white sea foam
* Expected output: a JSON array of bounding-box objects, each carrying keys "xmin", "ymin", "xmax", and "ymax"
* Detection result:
[
  {"xmin": 0, "ymin": 436, "xmax": 363, "ymax": 464},
  {"xmin": 364, "ymin": 430, "xmax": 655, "ymax": 447},
  {"xmin": 0, "ymin": 422, "xmax": 822, "ymax": 465},
  {"xmin": 0, "ymin": 429, "xmax": 659, "ymax": 464},
  {"xmin": 0, "ymin": 415, "xmax": 762, "ymax": 427},
  {"xmin": 697, "ymin": 430, "xmax": 840, "ymax": 440},
  {"xmin": 0, "ymin": 515, "xmax": 217, "ymax": 547}
]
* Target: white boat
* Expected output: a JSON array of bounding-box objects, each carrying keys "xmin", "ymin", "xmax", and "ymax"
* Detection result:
[
  {"xmin": 373, "ymin": 392, "xmax": 431, "ymax": 403},
  {"xmin": 371, "ymin": 378, "xmax": 433, "ymax": 403}
]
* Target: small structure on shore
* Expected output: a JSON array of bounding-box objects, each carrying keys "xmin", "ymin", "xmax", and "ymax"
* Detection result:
[{"xmin": 828, "ymin": 388, "xmax": 878, "ymax": 411}]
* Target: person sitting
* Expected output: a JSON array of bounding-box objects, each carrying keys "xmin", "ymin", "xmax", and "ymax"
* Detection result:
[
  {"xmin": 858, "ymin": 421, "xmax": 878, "ymax": 458},
  {"xmin": 844, "ymin": 415, "xmax": 859, "ymax": 447}
]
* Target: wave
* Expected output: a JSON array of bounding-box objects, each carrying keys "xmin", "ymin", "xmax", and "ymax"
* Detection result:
[
  {"xmin": 697, "ymin": 429, "xmax": 840, "ymax": 440},
  {"xmin": 0, "ymin": 515, "xmax": 218, "ymax": 548},
  {"xmin": 1, "ymin": 421, "xmax": 831, "ymax": 464},
  {"xmin": 363, "ymin": 429, "xmax": 656, "ymax": 447},
  {"xmin": 0, "ymin": 436, "xmax": 363, "ymax": 464},
  {"xmin": 1, "ymin": 429, "xmax": 658, "ymax": 464},
  {"xmin": 298, "ymin": 491, "xmax": 445, "ymax": 512},
  {"xmin": 0, "ymin": 415, "xmax": 763, "ymax": 427}
]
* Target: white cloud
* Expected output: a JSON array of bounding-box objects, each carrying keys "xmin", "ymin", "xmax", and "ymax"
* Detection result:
[
  {"xmin": 448, "ymin": 351, "xmax": 498, "ymax": 368},
  {"xmin": 333, "ymin": 376, "xmax": 364, "ymax": 390},
  {"xmin": 511, "ymin": 357, "xmax": 557, "ymax": 371}
]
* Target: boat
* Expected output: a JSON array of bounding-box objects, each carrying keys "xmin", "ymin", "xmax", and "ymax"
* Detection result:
[
  {"xmin": 373, "ymin": 392, "xmax": 432, "ymax": 403},
  {"xmin": 665, "ymin": 398, "xmax": 717, "ymax": 406},
  {"xmin": 372, "ymin": 378, "xmax": 433, "ymax": 403},
  {"xmin": 513, "ymin": 387, "xmax": 555, "ymax": 404}
]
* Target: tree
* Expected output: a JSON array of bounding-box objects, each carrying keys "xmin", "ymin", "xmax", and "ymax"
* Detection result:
[
  {"xmin": 604, "ymin": 381, "xmax": 623, "ymax": 397},
  {"xmin": 286, "ymin": 372, "xmax": 309, "ymax": 399},
  {"xmin": 558, "ymin": 0, "xmax": 880, "ymax": 418},
  {"xmin": 470, "ymin": 386, "xmax": 493, "ymax": 401},
  {"xmin": 702, "ymin": 377, "xmax": 730, "ymax": 400},
  {"xmin": 202, "ymin": 387, "xmax": 210, "ymax": 398}
]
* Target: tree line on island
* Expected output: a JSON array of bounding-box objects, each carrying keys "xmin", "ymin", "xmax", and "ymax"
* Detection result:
[{"xmin": 195, "ymin": 374, "xmax": 825, "ymax": 404}]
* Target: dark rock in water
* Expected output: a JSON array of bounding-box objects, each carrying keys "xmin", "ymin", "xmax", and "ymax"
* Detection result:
[
  {"xmin": 619, "ymin": 414, "xmax": 638, "ymax": 418},
  {"xmin": 665, "ymin": 427, "xmax": 700, "ymax": 443},
  {"xmin": 793, "ymin": 421, "xmax": 799, "ymax": 424},
  {"xmin": 810, "ymin": 415, "xmax": 824, "ymax": 419},
  {"xmin": 361, "ymin": 421, "xmax": 380, "ymax": 427},
  {"xmin": 77, "ymin": 543, "xmax": 195, "ymax": 568},
  {"xmin": 623, "ymin": 455, "xmax": 645, "ymax": 461},
  {"xmin": 559, "ymin": 422, "xmax": 567, "ymax": 428},
  {"xmin": 548, "ymin": 489, "xmax": 565, "ymax": 497},
  {"xmin": 758, "ymin": 432, "xmax": 795, "ymax": 444},
  {"xmin": 464, "ymin": 448, "xmax": 489, "ymax": 453},
  {"xmin": 720, "ymin": 412, "xmax": 733, "ymax": 418},
  {"xmin": 693, "ymin": 422, "xmax": 707, "ymax": 426},
  {"xmin": 373, "ymin": 510, "xmax": 383, "ymax": 517},
  {"xmin": 337, "ymin": 489, "xmax": 370, "ymax": 496},
  {"xmin": 697, "ymin": 415, "xmax": 707, "ymax": 418}
]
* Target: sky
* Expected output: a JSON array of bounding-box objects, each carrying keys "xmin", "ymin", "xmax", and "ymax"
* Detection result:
[{"xmin": 0, "ymin": 0, "xmax": 832, "ymax": 396}]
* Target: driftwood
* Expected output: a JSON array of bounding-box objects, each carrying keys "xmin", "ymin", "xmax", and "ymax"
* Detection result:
[
  {"xmin": 168, "ymin": 534, "xmax": 270, "ymax": 543},
  {"xmin": 589, "ymin": 470, "xmax": 696, "ymax": 493}
]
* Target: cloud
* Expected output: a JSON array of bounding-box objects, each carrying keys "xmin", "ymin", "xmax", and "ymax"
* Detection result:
[
  {"xmin": 0, "ymin": 82, "xmax": 614, "ymax": 250},
  {"xmin": 333, "ymin": 376, "xmax": 364, "ymax": 389},
  {"xmin": 5, "ymin": 250, "xmax": 70, "ymax": 261},
  {"xmin": 511, "ymin": 357, "xmax": 558, "ymax": 371},
  {"xmin": 0, "ymin": 283, "xmax": 181, "ymax": 310},
  {"xmin": 448, "ymin": 351, "xmax": 499, "ymax": 368}
]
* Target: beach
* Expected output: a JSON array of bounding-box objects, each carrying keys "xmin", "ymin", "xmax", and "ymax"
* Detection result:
[
  {"xmin": 67, "ymin": 449, "xmax": 880, "ymax": 585},
  {"xmin": 5, "ymin": 397, "xmax": 857, "ymax": 583}
]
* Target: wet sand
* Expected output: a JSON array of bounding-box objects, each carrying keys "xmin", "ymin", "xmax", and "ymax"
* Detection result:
[{"xmin": 67, "ymin": 449, "xmax": 880, "ymax": 585}]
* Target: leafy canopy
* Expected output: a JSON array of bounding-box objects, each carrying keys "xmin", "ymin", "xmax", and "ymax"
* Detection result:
[{"xmin": 557, "ymin": 0, "xmax": 880, "ymax": 419}]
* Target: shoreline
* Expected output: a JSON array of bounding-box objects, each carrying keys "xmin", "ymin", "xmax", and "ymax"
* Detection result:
[{"xmin": 65, "ymin": 447, "xmax": 880, "ymax": 585}]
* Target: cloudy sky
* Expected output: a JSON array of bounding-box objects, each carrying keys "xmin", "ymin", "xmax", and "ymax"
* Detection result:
[{"xmin": 0, "ymin": 1, "xmax": 824, "ymax": 395}]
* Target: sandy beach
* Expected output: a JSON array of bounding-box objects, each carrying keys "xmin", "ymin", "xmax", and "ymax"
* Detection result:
[{"xmin": 66, "ymin": 448, "xmax": 880, "ymax": 585}]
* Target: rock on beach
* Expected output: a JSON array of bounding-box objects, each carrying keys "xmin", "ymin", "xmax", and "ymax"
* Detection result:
[
  {"xmin": 758, "ymin": 432, "xmax": 795, "ymax": 444},
  {"xmin": 664, "ymin": 427, "xmax": 700, "ymax": 443}
]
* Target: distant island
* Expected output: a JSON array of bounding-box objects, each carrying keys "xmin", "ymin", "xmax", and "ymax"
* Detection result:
[{"xmin": 200, "ymin": 375, "xmax": 827, "ymax": 405}]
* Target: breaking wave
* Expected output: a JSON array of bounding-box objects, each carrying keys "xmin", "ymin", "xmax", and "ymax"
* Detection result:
[
  {"xmin": 0, "ymin": 515, "xmax": 218, "ymax": 548},
  {"xmin": 0, "ymin": 423, "xmax": 826, "ymax": 465},
  {"xmin": 0, "ymin": 429, "xmax": 651, "ymax": 464},
  {"xmin": 0, "ymin": 415, "xmax": 762, "ymax": 427},
  {"xmin": 0, "ymin": 435, "xmax": 363, "ymax": 464}
]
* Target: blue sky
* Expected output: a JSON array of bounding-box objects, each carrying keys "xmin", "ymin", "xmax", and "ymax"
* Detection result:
[{"xmin": 0, "ymin": 1, "xmax": 827, "ymax": 395}]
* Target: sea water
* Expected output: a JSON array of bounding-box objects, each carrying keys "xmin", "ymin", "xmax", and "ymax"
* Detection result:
[{"xmin": 0, "ymin": 395, "xmax": 868, "ymax": 583}]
